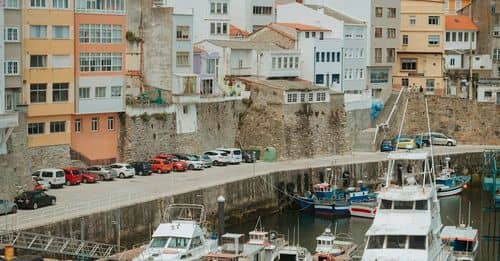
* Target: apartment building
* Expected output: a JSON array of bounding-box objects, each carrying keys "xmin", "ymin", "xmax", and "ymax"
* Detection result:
[
  {"xmin": 23, "ymin": 0, "xmax": 75, "ymax": 148},
  {"xmin": 444, "ymin": 0, "xmax": 471, "ymax": 14},
  {"xmin": 4, "ymin": 0, "xmax": 23, "ymax": 112},
  {"xmin": 230, "ymin": 0, "xmax": 276, "ymax": 33},
  {"xmin": 71, "ymin": 0, "xmax": 126, "ymax": 163},
  {"xmin": 393, "ymin": 0, "xmax": 446, "ymax": 95}
]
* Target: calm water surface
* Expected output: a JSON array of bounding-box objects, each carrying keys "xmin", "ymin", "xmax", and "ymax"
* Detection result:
[{"xmin": 227, "ymin": 181, "xmax": 499, "ymax": 260}]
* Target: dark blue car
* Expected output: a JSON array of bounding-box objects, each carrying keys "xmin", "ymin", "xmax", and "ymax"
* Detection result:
[{"xmin": 380, "ymin": 139, "xmax": 394, "ymax": 152}]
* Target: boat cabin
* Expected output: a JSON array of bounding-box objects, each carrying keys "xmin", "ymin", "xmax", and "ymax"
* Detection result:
[
  {"xmin": 315, "ymin": 228, "xmax": 336, "ymax": 254},
  {"xmin": 313, "ymin": 183, "xmax": 334, "ymax": 199},
  {"xmin": 248, "ymin": 230, "xmax": 269, "ymax": 245},
  {"xmin": 203, "ymin": 233, "xmax": 264, "ymax": 261},
  {"xmin": 440, "ymin": 226, "xmax": 478, "ymax": 260}
]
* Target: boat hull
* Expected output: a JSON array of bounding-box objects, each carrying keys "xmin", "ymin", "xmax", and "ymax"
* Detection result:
[
  {"xmin": 295, "ymin": 196, "xmax": 314, "ymax": 210},
  {"xmin": 437, "ymin": 184, "xmax": 464, "ymax": 197},
  {"xmin": 314, "ymin": 203, "xmax": 350, "ymax": 216},
  {"xmin": 349, "ymin": 204, "xmax": 377, "ymax": 218}
]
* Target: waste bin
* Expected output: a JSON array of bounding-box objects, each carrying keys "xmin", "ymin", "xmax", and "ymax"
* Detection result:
[{"xmin": 263, "ymin": 147, "xmax": 277, "ymax": 162}]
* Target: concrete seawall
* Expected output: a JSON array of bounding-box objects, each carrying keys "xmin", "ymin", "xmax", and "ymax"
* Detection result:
[{"xmin": 23, "ymin": 150, "xmax": 485, "ymax": 249}]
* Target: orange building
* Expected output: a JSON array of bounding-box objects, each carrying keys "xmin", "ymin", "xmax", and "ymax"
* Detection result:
[{"xmin": 71, "ymin": 0, "xmax": 126, "ymax": 163}]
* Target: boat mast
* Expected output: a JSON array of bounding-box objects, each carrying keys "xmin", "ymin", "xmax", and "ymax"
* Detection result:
[{"xmin": 425, "ymin": 98, "xmax": 436, "ymax": 187}]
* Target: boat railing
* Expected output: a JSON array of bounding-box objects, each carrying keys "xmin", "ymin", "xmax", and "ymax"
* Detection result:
[{"xmin": 451, "ymin": 250, "xmax": 475, "ymax": 258}]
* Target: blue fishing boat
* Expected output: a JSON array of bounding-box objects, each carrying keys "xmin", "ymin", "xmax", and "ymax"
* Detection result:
[
  {"xmin": 436, "ymin": 157, "xmax": 471, "ymax": 197},
  {"xmin": 313, "ymin": 200, "xmax": 351, "ymax": 216}
]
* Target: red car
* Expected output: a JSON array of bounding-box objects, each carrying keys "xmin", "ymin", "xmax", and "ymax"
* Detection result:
[
  {"xmin": 154, "ymin": 154, "xmax": 187, "ymax": 172},
  {"xmin": 63, "ymin": 167, "xmax": 97, "ymax": 184},
  {"xmin": 150, "ymin": 158, "xmax": 173, "ymax": 174}
]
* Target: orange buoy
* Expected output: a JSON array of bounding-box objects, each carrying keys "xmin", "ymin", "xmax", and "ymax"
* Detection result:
[{"xmin": 4, "ymin": 244, "xmax": 14, "ymax": 261}]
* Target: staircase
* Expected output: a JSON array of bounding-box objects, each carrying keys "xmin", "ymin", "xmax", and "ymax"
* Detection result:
[
  {"xmin": 70, "ymin": 148, "xmax": 116, "ymax": 166},
  {"xmin": 0, "ymin": 230, "xmax": 123, "ymax": 259}
]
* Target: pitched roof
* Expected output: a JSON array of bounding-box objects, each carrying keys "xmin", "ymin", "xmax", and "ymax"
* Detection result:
[
  {"xmin": 445, "ymin": 15, "xmax": 479, "ymax": 31},
  {"xmin": 205, "ymin": 40, "xmax": 283, "ymax": 50},
  {"xmin": 229, "ymin": 24, "xmax": 250, "ymax": 38},
  {"xmin": 275, "ymin": 22, "xmax": 331, "ymax": 32},
  {"xmin": 305, "ymin": 4, "xmax": 365, "ymax": 25}
]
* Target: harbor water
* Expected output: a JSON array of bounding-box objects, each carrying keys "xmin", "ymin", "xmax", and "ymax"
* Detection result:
[{"xmin": 227, "ymin": 179, "xmax": 500, "ymax": 260}]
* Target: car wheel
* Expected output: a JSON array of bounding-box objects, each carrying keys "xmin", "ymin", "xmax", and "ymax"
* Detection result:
[
  {"xmin": 447, "ymin": 141, "xmax": 453, "ymax": 146},
  {"xmin": 119, "ymin": 173, "xmax": 125, "ymax": 178},
  {"xmin": 157, "ymin": 169, "xmax": 162, "ymax": 174},
  {"xmin": 33, "ymin": 203, "xmax": 38, "ymax": 210},
  {"xmin": 51, "ymin": 199, "xmax": 56, "ymax": 205},
  {"xmin": 188, "ymin": 164, "xmax": 194, "ymax": 170},
  {"xmin": 213, "ymin": 161, "xmax": 218, "ymax": 166},
  {"xmin": 139, "ymin": 171, "xmax": 143, "ymax": 175},
  {"xmin": 65, "ymin": 181, "xmax": 71, "ymax": 186},
  {"xmin": 83, "ymin": 179, "xmax": 88, "ymax": 184},
  {"xmin": 11, "ymin": 206, "xmax": 17, "ymax": 214}
]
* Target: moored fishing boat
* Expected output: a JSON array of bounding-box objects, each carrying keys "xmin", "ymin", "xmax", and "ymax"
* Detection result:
[
  {"xmin": 440, "ymin": 225, "xmax": 479, "ymax": 261},
  {"xmin": 313, "ymin": 227, "xmax": 357, "ymax": 261},
  {"xmin": 349, "ymin": 200, "xmax": 377, "ymax": 219},
  {"xmin": 436, "ymin": 157, "xmax": 471, "ymax": 197}
]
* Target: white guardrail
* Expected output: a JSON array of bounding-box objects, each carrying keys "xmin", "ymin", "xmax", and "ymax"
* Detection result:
[{"xmin": 0, "ymin": 191, "xmax": 168, "ymax": 231}]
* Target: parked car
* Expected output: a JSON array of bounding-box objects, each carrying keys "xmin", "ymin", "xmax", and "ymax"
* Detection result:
[
  {"xmin": 154, "ymin": 154, "xmax": 187, "ymax": 172},
  {"xmin": 216, "ymin": 148, "xmax": 243, "ymax": 164},
  {"xmin": 203, "ymin": 150, "xmax": 230, "ymax": 166},
  {"xmin": 421, "ymin": 132, "xmax": 457, "ymax": 146},
  {"xmin": 150, "ymin": 158, "xmax": 173, "ymax": 174},
  {"xmin": 172, "ymin": 154, "xmax": 204, "ymax": 170},
  {"xmin": 31, "ymin": 169, "xmax": 65, "ymax": 189},
  {"xmin": 61, "ymin": 167, "xmax": 82, "ymax": 186},
  {"xmin": 109, "ymin": 163, "xmax": 136, "ymax": 178},
  {"xmin": 242, "ymin": 151, "xmax": 256, "ymax": 163},
  {"xmin": 63, "ymin": 167, "xmax": 98, "ymax": 184},
  {"xmin": 392, "ymin": 136, "xmax": 417, "ymax": 150},
  {"xmin": 199, "ymin": 155, "xmax": 213, "ymax": 168},
  {"xmin": 15, "ymin": 191, "xmax": 56, "ymax": 210},
  {"xmin": 32, "ymin": 176, "xmax": 50, "ymax": 191},
  {"xmin": 0, "ymin": 199, "xmax": 18, "ymax": 215},
  {"xmin": 380, "ymin": 139, "xmax": 395, "ymax": 152},
  {"xmin": 86, "ymin": 166, "xmax": 116, "ymax": 181},
  {"xmin": 130, "ymin": 161, "xmax": 153, "ymax": 176}
]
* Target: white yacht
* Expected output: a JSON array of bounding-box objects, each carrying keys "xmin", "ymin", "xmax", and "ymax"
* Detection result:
[
  {"xmin": 361, "ymin": 151, "xmax": 450, "ymax": 261},
  {"xmin": 133, "ymin": 204, "xmax": 218, "ymax": 261}
]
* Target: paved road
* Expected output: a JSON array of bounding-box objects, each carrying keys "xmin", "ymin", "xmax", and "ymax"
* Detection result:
[{"xmin": 1, "ymin": 145, "xmax": 498, "ymax": 231}]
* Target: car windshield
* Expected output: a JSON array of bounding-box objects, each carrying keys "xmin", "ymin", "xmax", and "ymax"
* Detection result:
[
  {"xmin": 382, "ymin": 140, "xmax": 391, "ymax": 145},
  {"xmin": 187, "ymin": 155, "xmax": 198, "ymax": 161},
  {"xmin": 233, "ymin": 150, "xmax": 241, "ymax": 155},
  {"xmin": 56, "ymin": 171, "xmax": 65, "ymax": 177},
  {"xmin": 221, "ymin": 153, "xmax": 228, "ymax": 156},
  {"xmin": 72, "ymin": 170, "xmax": 81, "ymax": 175},
  {"xmin": 125, "ymin": 165, "xmax": 133, "ymax": 169}
]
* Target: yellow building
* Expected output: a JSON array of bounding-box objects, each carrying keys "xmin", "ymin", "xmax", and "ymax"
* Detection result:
[
  {"xmin": 23, "ymin": 1, "xmax": 75, "ymax": 147},
  {"xmin": 393, "ymin": 0, "xmax": 446, "ymax": 95},
  {"xmin": 444, "ymin": 0, "xmax": 471, "ymax": 14}
]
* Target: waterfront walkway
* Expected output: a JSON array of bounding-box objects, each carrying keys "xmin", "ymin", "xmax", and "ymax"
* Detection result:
[{"xmin": 1, "ymin": 145, "xmax": 498, "ymax": 231}]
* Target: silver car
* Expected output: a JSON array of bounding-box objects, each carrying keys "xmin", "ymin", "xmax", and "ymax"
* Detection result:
[
  {"xmin": 86, "ymin": 165, "xmax": 117, "ymax": 181},
  {"xmin": 422, "ymin": 132, "xmax": 457, "ymax": 146},
  {"xmin": 0, "ymin": 199, "xmax": 18, "ymax": 215}
]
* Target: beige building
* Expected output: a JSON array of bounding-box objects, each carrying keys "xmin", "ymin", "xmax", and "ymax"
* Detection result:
[{"xmin": 393, "ymin": 0, "xmax": 446, "ymax": 95}]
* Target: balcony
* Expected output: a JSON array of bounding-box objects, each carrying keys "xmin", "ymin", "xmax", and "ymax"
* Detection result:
[
  {"xmin": 260, "ymin": 50, "xmax": 301, "ymax": 78},
  {"xmin": 172, "ymin": 74, "xmax": 200, "ymax": 104},
  {"xmin": 230, "ymin": 67, "xmax": 253, "ymax": 76}
]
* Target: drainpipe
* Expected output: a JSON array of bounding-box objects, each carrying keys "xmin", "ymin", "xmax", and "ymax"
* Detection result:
[
  {"xmin": 341, "ymin": 47, "xmax": 344, "ymax": 92},
  {"xmin": 313, "ymin": 46, "xmax": 316, "ymax": 84}
]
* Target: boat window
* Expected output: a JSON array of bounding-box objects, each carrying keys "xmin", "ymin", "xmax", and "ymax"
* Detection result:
[
  {"xmin": 408, "ymin": 236, "xmax": 426, "ymax": 250},
  {"xmin": 190, "ymin": 236, "xmax": 202, "ymax": 249},
  {"xmin": 380, "ymin": 199, "xmax": 392, "ymax": 209},
  {"xmin": 150, "ymin": 237, "xmax": 169, "ymax": 248},
  {"xmin": 386, "ymin": 235, "xmax": 407, "ymax": 249},
  {"xmin": 168, "ymin": 237, "xmax": 190, "ymax": 249},
  {"xmin": 393, "ymin": 201, "xmax": 413, "ymax": 210},
  {"xmin": 415, "ymin": 200, "xmax": 428, "ymax": 210},
  {"xmin": 367, "ymin": 236, "xmax": 385, "ymax": 249}
]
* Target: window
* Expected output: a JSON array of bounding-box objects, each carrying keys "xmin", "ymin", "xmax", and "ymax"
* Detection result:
[
  {"xmin": 493, "ymin": 48, "xmax": 500, "ymax": 60},
  {"xmin": 206, "ymin": 58, "xmax": 217, "ymax": 74},
  {"xmin": 326, "ymin": 52, "xmax": 330, "ymax": 62},
  {"xmin": 176, "ymin": 26, "xmax": 190, "ymax": 40},
  {"xmin": 315, "ymin": 52, "xmax": 320, "ymax": 62},
  {"xmin": 5, "ymin": 27, "xmax": 20, "ymax": 42},
  {"xmin": 316, "ymin": 92, "xmax": 326, "ymax": 101},
  {"xmin": 53, "ymin": 0, "xmax": 68, "ymax": 8},
  {"xmin": 253, "ymin": 6, "xmax": 272, "ymax": 15},
  {"xmin": 308, "ymin": 92, "xmax": 314, "ymax": 102},
  {"xmin": 428, "ymin": 16, "xmax": 440, "ymax": 25},
  {"xmin": 428, "ymin": 35, "xmax": 440, "ymax": 46},
  {"xmin": 283, "ymin": 57, "xmax": 288, "ymax": 68},
  {"xmin": 52, "ymin": 25, "xmax": 69, "ymax": 39},
  {"xmin": 91, "ymin": 117, "xmax": 98, "ymax": 131},
  {"xmin": 79, "ymin": 53, "xmax": 122, "ymax": 72},
  {"xmin": 315, "ymin": 74, "xmax": 324, "ymax": 85},
  {"xmin": 387, "ymin": 28, "xmax": 396, "ymax": 39},
  {"xmin": 409, "ymin": 236, "xmax": 426, "ymax": 250},
  {"xmin": 28, "ymin": 123, "xmax": 45, "ymax": 135},
  {"xmin": 111, "ymin": 86, "xmax": 122, "ymax": 97},
  {"xmin": 30, "ymin": 25, "xmax": 47, "ymax": 39},
  {"xmin": 375, "ymin": 48, "xmax": 382, "ymax": 63},
  {"xmin": 76, "ymin": 0, "xmax": 125, "ymax": 13},
  {"xmin": 294, "ymin": 57, "xmax": 299, "ymax": 68},
  {"xmin": 321, "ymin": 52, "xmax": 325, "ymax": 62},
  {"xmin": 387, "ymin": 7, "xmax": 396, "ymax": 18},
  {"xmin": 464, "ymin": 32, "xmax": 468, "ymax": 42},
  {"xmin": 409, "ymin": 16, "xmax": 416, "ymax": 25},
  {"xmin": 5, "ymin": 0, "xmax": 20, "ymax": 8},
  {"xmin": 4, "ymin": 60, "xmax": 20, "ymax": 75},
  {"xmin": 375, "ymin": 27, "xmax": 382, "ymax": 38},
  {"xmin": 107, "ymin": 117, "xmax": 114, "ymax": 130},
  {"xmin": 401, "ymin": 58, "xmax": 417, "ymax": 71},
  {"xmin": 79, "ymin": 87, "xmax": 90, "ymax": 98},
  {"xmin": 311, "ymin": 32, "xmax": 316, "ymax": 38},
  {"xmin": 30, "ymin": 0, "xmax": 46, "ymax": 7},
  {"xmin": 446, "ymin": 32, "xmax": 450, "ymax": 42},
  {"xmin": 331, "ymin": 74, "xmax": 340, "ymax": 84},
  {"xmin": 394, "ymin": 201, "xmax": 413, "ymax": 209},
  {"xmin": 201, "ymin": 79, "xmax": 213, "ymax": 95},
  {"xmin": 305, "ymin": 32, "xmax": 310, "ymax": 38},
  {"xmin": 375, "ymin": 7, "xmax": 383, "ymax": 17},
  {"xmin": 336, "ymin": 52, "xmax": 340, "ymax": 62},
  {"xmin": 451, "ymin": 32, "xmax": 456, "ymax": 41},
  {"xmin": 380, "ymin": 199, "xmax": 392, "ymax": 209},
  {"xmin": 30, "ymin": 84, "xmax": 47, "ymax": 103},
  {"xmin": 386, "ymin": 236, "xmax": 407, "ymax": 249},
  {"xmin": 426, "ymin": 79, "xmax": 435, "ymax": 92},
  {"xmin": 344, "ymin": 32, "xmax": 352, "ymax": 39},
  {"xmin": 287, "ymin": 93, "xmax": 298, "ymax": 103},
  {"xmin": 210, "ymin": 22, "xmax": 228, "ymax": 35},
  {"xmin": 300, "ymin": 93, "xmax": 305, "ymax": 102},
  {"xmin": 30, "ymin": 55, "xmax": 47, "ymax": 68},
  {"xmin": 386, "ymin": 48, "xmax": 395, "ymax": 63},
  {"xmin": 450, "ymin": 58, "xmax": 455, "ymax": 66},
  {"xmin": 471, "ymin": 32, "xmax": 475, "ymax": 41},
  {"xmin": 402, "ymin": 34, "xmax": 408, "ymax": 45},
  {"xmin": 52, "ymin": 55, "xmax": 71, "ymax": 68},
  {"xmin": 211, "ymin": 2, "xmax": 228, "ymax": 14},
  {"xmin": 367, "ymin": 236, "xmax": 385, "ymax": 249},
  {"xmin": 319, "ymin": 32, "xmax": 324, "ymax": 40},
  {"xmin": 484, "ymin": 91, "xmax": 492, "ymax": 98},
  {"xmin": 176, "ymin": 52, "xmax": 190, "ymax": 67},
  {"xmin": 75, "ymin": 119, "xmax": 81, "ymax": 133},
  {"xmin": 415, "ymin": 200, "xmax": 428, "ymax": 210},
  {"xmin": 458, "ymin": 32, "xmax": 463, "ymax": 41},
  {"xmin": 79, "ymin": 24, "xmax": 122, "ymax": 43},
  {"xmin": 95, "ymin": 86, "xmax": 106, "ymax": 98},
  {"xmin": 52, "ymin": 83, "xmax": 69, "ymax": 102},
  {"xmin": 359, "ymin": 69, "xmax": 364, "ymax": 79},
  {"xmin": 402, "ymin": 78, "xmax": 409, "ymax": 87},
  {"xmin": 50, "ymin": 121, "xmax": 66, "ymax": 133}
]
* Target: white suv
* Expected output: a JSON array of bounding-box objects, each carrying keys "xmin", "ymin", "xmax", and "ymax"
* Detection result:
[
  {"xmin": 32, "ymin": 169, "xmax": 66, "ymax": 188},
  {"xmin": 203, "ymin": 151, "xmax": 231, "ymax": 166},
  {"xmin": 216, "ymin": 148, "xmax": 242, "ymax": 164},
  {"xmin": 109, "ymin": 163, "xmax": 136, "ymax": 178}
]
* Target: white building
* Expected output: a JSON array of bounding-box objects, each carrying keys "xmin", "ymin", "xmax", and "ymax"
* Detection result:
[
  {"xmin": 476, "ymin": 78, "xmax": 500, "ymax": 104},
  {"xmin": 444, "ymin": 15, "xmax": 479, "ymax": 70}
]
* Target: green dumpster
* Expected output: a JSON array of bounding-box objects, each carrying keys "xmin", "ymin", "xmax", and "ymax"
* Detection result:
[{"xmin": 263, "ymin": 147, "xmax": 277, "ymax": 162}]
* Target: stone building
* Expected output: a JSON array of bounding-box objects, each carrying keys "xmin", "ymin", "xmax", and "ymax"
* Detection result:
[{"xmin": 236, "ymin": 77, "xmax": 350, "ymax": 160}]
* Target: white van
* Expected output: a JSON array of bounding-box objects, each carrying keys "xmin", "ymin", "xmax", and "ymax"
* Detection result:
[
  {"xmin": 216, "ymin": 148, "xmax": 242, "ymax": 164},
  {"xmin": 32, "ymin": 168, "xmax": 66, "ymax": 188}
]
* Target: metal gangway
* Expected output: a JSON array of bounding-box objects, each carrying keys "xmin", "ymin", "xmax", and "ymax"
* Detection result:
[{"xmin": 0, "ymin": 230, "xmax": 123, "ymax": 259}]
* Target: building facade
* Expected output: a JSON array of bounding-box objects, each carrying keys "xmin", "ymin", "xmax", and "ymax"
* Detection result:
[
  {"xmin": 71, "ymin": 0, "xmax": 126, "ymax": 163},
  {"xmin": 4, "ymin": 0, "xmax": 23, "ymax": 112},
  {"xmin": 393, "ymin": 0, "xmax": 446, "ymax": 95},
  {"xmin": 23, "ymin": 0, "xmax": 75, "ymax": 148}
]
